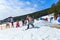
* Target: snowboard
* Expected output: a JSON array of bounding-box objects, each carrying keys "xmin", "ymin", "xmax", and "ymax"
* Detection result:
[{"xmin": 25, "ymin": 26, "xmax": 40, "ymax": 30}]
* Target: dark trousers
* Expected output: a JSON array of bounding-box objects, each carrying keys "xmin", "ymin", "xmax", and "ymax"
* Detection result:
[
  {"xmin": 27, "ymin": 20, "xmax": 34, "ymax": 29},
  {"xmin": 11, "ymin": 22, "xmax": 14, "ymax": 27}
]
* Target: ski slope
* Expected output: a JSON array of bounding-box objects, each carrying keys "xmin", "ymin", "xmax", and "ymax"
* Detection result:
[{"xmin": 0, "ymin": 20, "xmax": 60, "ymax": 40}]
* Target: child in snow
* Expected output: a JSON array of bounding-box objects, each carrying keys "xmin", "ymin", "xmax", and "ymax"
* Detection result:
[
  {"xmin": 6, "ymin": 23, "xmax": 10, "ymax": 29},
  {"xmin": 16, "ymin": 20, "xmax": 20, "ymax": 28},
  {"xmin": 45, "ymin": 17, "xmax": 48, "ymax": 21},
  {"xmin": 26, "ymin": 15, "xmax": 34, "ymax": 29}
]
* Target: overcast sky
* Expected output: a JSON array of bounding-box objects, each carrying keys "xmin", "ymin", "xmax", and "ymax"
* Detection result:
[{"xmin": 0, "ymin": 0, "xmax": 58, "ymax": 20}]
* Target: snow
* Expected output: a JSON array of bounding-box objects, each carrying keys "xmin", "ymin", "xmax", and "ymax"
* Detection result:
[
  {"xmin": 0, "ymin": 19, "xmax": 60, "ymax": 40},
  {"xmin": 0, "ymin": 26, "xmax": 60, "ymax": 40}
]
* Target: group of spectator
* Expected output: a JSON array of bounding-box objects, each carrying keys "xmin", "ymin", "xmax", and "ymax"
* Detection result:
[{"xmin": 5, "ymin": 15, "xmax": 34, "ymax": 30}]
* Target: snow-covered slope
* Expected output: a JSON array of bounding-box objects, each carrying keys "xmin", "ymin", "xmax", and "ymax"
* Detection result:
[
  {"xmin": 0, "ymin": 20, "xmax": 60, "ymax": 40},
  {"xmin": 0, "ymin": 27, "xmax": 60, "ymax": 40}
]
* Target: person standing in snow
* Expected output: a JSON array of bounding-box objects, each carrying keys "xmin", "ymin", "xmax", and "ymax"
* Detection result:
[
  {"xmin": 22, "ymin": 19, "xmax": 27, "ymax": 26},
  {"xmin": 57, "ymin": 14, "xmax": 60, "ymax": 23},
  {"xmin": 45, "ymin": 17, "xmax": 48, "ymax": 21},
  {"xmin": 24, "ymin": 20, "xmax": 27, "ymax": 25},
  {"xmin": 0, "ymin": 25, "xmax": 3, "ymax": 30},
  {"xmin": 6, "ymin": 23, "xmax": 10, "ymax": 29},
  {"xmin": 16, "ymin": 20, "xmax": 20, "ymax": 28},
  {"xmin": 50, "ymin": 17, "xmax": 53, "ymax": 23},
  {"xmin": 22, "ymin": 19, "xmax": 25, "ymax": 26},
  {"xmin": 8, "ymin": 16, "xmax": 14, "ymax": 27},
  {"xmin": 26, "ymin": 15, "xmax": 34, "ymax": 29}
]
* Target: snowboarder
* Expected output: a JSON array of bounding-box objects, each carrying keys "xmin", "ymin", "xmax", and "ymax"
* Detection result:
[{"xmin": 26, "ymin": 15, "xmax": 34, "ymax": 30}]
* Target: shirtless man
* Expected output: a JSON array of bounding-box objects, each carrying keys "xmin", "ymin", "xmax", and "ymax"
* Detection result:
[{"xmin": 26, "ymin": 15, "xmax": 34, "ymax": 29}]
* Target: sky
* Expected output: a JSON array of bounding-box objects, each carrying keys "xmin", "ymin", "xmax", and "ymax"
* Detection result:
[{"xmin": 0, "ymin": 0, "xmax": 58, "ymax": 20}]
